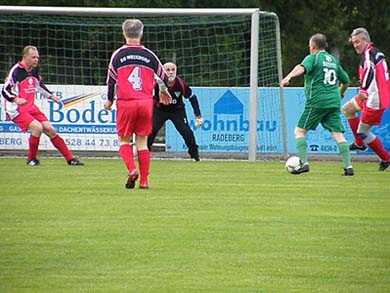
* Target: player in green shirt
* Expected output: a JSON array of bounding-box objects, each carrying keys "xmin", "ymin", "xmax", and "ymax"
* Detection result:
[{"xmin": 280, "ymin": 33, "xmax": 354, "ymax": 176}]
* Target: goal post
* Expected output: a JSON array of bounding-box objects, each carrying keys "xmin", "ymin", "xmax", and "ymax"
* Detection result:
[{"xmin": 0, "ymin": 6, "xmax": 286, "ymax": 161}]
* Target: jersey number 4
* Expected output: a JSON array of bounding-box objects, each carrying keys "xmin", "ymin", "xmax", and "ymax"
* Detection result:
[{"xmin": 128, "ymin": 67, "xmax": 142, "ymax": 91}]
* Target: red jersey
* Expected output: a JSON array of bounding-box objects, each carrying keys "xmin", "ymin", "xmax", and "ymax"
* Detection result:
[
  {"xmin": 2, "ymin": 61, "xmax": 53, "ymax": 120},
  {"xmin": 2, "ymin": 62, "xmax": 52, "ymax": 103},
  {"xmin": 106, "ymin": 44, "xmax": 169, "ymax": 102},
  {"xmin": 359, "ymin": 43, "xmax": 390, "ymax": 110}
]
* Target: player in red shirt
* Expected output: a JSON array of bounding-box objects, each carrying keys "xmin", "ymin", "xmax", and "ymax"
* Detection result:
[
  {"xmin": 342, "ymin": 28, "xmax": 390, "ymax": 171},
  {"xmin": 1, "ymin": 45, "xmax": 84, "ymax": 166},
  {"xmin": 104, "ymin": 19, "xmax": 172, "ymax": 189}
]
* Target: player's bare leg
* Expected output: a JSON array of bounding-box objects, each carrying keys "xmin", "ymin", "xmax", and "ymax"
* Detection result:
[{"xmin": 342, "ymin": 99, "xmax": 367, "ymax": 151}]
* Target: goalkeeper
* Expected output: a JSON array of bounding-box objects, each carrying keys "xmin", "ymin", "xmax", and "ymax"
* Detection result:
[{"xmin": 148, "ymin": 62, "xmax": 203, "ymax": 161}]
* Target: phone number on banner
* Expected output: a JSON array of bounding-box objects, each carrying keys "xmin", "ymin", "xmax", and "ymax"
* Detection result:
[{"xmin": 64, "ymin": 136, "xmax": 119, "ymax": 150}]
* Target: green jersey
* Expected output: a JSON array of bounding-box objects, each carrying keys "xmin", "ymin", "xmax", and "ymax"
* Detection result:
[{"xmin": 301, "ymin": 51, "xmax": 349, "ymax": 108}]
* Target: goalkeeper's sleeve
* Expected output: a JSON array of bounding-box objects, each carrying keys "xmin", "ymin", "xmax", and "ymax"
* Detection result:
[{"xmin": 189, "ymin": 94, "xmax": 201, "ymax": 117}]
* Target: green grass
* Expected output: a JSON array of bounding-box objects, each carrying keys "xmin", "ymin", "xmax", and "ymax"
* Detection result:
[{"xmin": 0, "ymin": 157, "xmax": 389, "ymax": 292}]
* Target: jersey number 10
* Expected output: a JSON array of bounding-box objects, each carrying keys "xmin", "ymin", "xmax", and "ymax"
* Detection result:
[{"xmin": 323, "ymin": 68, "xmax": 337, "ymax": 85}]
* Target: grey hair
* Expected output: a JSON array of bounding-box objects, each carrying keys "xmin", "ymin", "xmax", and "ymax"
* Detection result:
[
  {"xmin": 351, "ymin": 27, "xmax": 371, "ymax": 42},
  {"xmin": 122, "ymin": 19, "xmax": 144, "ymax": 39}
]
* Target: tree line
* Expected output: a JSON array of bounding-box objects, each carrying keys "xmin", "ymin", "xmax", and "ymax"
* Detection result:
[{"xmin": 1, "ymin": 0, "xmax": 389, "ymax": 86}]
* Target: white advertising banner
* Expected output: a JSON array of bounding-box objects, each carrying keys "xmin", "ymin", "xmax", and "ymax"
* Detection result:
[{"xmin": 0, "ymin": 85, "xmax": 118, "ymax": 151}]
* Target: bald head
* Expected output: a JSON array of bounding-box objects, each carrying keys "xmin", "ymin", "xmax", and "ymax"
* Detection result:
[
  {"xmin": 309, "ymin": 33, "xmax": 328, "ymax": 50},
  {"xmin": 164, "ymin": 62, "xmax": 177, "ymax": 83}
]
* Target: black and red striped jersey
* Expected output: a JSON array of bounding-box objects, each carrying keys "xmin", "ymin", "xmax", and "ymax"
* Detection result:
[
  {"xmin": 106, "ymin": 44, "xmax": 169, "ymax": 102},
  {"xmin": 358, "ymin": 43, "xmax": 390, "ymax": 110},
  {"xmin": 2, "ymin": 61, "xmax": 52, "ymax": 106},
  {"xmin": 154, "ymin": 76, "xmax": 201, "ymax": 117}
]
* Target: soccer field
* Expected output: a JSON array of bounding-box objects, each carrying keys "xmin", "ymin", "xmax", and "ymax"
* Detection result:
[{"xmin": 0, "ymin": 157, "xmax": 389, "ymax": 291}]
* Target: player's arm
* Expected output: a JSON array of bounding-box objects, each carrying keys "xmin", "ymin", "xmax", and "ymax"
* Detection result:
[
  {"xmin": 1, "ymin": 72, "xmax": 26, "ymax": 104},
  {"xmin": 104, "ymin": 61, "xmax": 117, "ymax": 110},
  {"xmin": 104, "ymin": 81, "xmax": 116, "ymax": 110},
  {"xmin": 189, "ymin": 94, "xmax": 201, "ymax": 117},
  {"xmin": 155, "ymin": 76, "xmax": 168, "ymax": 94},
  {"xmin": 150, "ymin": 54, "xmax": 172, "ymax": 105},
  {"xmin": 187, "ymin": 90, "xmax": 203, "ymax": 128},
  {"xmin": 181, "ymin": 79, "xmax": 203, "ymax": 128},
  {"xmin": 155, "ymin": 76, "xmax": 172, "ymax": 106},
  {"xmin": 338, "ymin": 65, "xmax": 350, "ymax": 98},
  {"xmin": 180, "ymin": 79, "xmax": 201, "ymax": 115},
  {"xmin": 2, "ymin": 77, "xmax": 18, "ymax": 102},
  {"xmin": 280, "ymin": 64, "xmax": 305, "ymax": 87},
  {"xmin": 190, "ymin": 94, "xmax": 204, "ymax": 128},
  {"xmin": 37, "ymin": 77, "xmax": 61, "ymax": 104},
  {"xmin": 358, "ymin": 56, "xmax": 376, "ymax": 101},
  {"xmin": 153, "ymin": 78, "xmax": 170, "ymax": 106},
  {"xmin": 339, "ymin": 82, "xmax": 349, "ymax": 98}
]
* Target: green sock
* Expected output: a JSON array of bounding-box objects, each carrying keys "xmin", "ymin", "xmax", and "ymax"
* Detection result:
[
  {"xmin": 295, "ymin": 137, "xmax": 308, "ymax": 164},
  {"xmin": 338, "ymin": 142, "xmax": 351, "ymax": 168}
]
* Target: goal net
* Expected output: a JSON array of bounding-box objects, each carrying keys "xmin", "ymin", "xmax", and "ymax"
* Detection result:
[{"xmin": 0, "ymin": 7, "xmax": 284, "ymax": 160}]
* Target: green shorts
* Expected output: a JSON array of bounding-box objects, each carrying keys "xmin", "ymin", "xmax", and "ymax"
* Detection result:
[{"xmin": 297, "ymin": 107, "xmax": 345, "ymax": 132}]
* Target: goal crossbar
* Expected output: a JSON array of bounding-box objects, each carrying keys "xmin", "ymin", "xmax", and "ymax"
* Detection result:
[
  {"xmin": 0, "ymin": 6, "xmax": 285, "ymax": 161},
  {"xmin": 0, "ymin": 6, "xmax": 259, "ymax": 16}
]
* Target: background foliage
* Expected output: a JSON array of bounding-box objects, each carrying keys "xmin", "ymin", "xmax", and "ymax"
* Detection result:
[{"xmin": 0, "ymin": 0, "xmax": 389, "ymax": 86}]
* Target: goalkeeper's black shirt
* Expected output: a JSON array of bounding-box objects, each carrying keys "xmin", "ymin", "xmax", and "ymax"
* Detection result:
[{"xmin": 154, "ymin": 76, "xmax": 201, "ymax": 117}]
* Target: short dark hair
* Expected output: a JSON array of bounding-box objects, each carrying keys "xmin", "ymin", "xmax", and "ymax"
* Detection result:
[{"xmin": 310, "ymin": 33, "xmax": 328, "ymax": 50}]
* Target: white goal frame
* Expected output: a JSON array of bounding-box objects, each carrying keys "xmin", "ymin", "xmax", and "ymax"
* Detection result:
[{"xmin": 0, "ymin": 6, "xmax": 286, "ymax": 161}]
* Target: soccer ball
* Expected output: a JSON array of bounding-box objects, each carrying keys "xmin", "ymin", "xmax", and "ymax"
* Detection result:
[{"xmin": 285, "ymin": 156, "xmax": 301, "ymax": 173}]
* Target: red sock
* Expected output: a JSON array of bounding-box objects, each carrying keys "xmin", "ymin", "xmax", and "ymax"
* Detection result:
[
  {"xmin": 347, "ymin": 117, "xmax": 365, "ymax": 146},
  {"xmin": 119, "ymin": 144, "xmax": 136, "ymax": 173},
  {"xmin": 27, "ymin": 135, "xmax": 40, "ymax": 160},
  {"xmin": 50, "ymin": 135, "xmax": 73, "ymax": 161},
  {"xmin": 368, "ymin": 137, "xmax": 390, "ymax": 161},
  {"xmin": 137, "ymin": 149, "xmax": 150, "ymax": 185}
]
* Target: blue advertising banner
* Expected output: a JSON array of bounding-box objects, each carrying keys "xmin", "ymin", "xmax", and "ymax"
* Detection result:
[
  {"xmin": 165, "ymin": 87, "xmax": 282, "ymax": 153},
  {"xmin": 166, "ymin": 87, "xmax": 390, "ymax": 155}
]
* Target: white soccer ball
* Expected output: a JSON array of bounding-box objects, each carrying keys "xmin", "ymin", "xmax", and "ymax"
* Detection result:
[{"xmin": 285, "ymin": 156, "xmax": 301, "ymax": 173}]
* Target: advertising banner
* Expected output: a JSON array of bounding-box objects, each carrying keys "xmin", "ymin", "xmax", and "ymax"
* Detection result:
[
  {"xmin": 1, "ymin": 85, "xmax": 389, "ymax": 155},
  {"xmin": 166, "ymin": 87, "xmax": 390, "ymax": 155},
  {"xmin": 0, "ymin": 85, "xmax": 117, "ymax": 151}
]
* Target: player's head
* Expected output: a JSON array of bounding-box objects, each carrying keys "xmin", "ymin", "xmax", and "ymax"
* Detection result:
[
  {"xmin": 122, "ymin": 19, "xmax": 144, "ymax": 42},
  {"xmin": 164, "ymin": 62, "xmax": 177, "ymax": 83},
  {"xmin": 308, "ymin": 33, "xmax": 327, "ymax": 53},
  {"xmin": 350, "ymin": 27, "xmax": 371, "ymax": 55},
  {"xmin": 22, "ymin": 45, "xmax": 39, "ymax": 69}
]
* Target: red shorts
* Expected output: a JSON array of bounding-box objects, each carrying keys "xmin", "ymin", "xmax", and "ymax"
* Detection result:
[
  {"xmin": 10, "ymin": 104, "xmax": 49, "ymax": 132},
  {"xmin": 116, "ymin": 99, "xmax": 153, "ymax": 137},
  {"xmin": 353, "ymin": 95, "xmax": 384, "ymax": 125}
]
